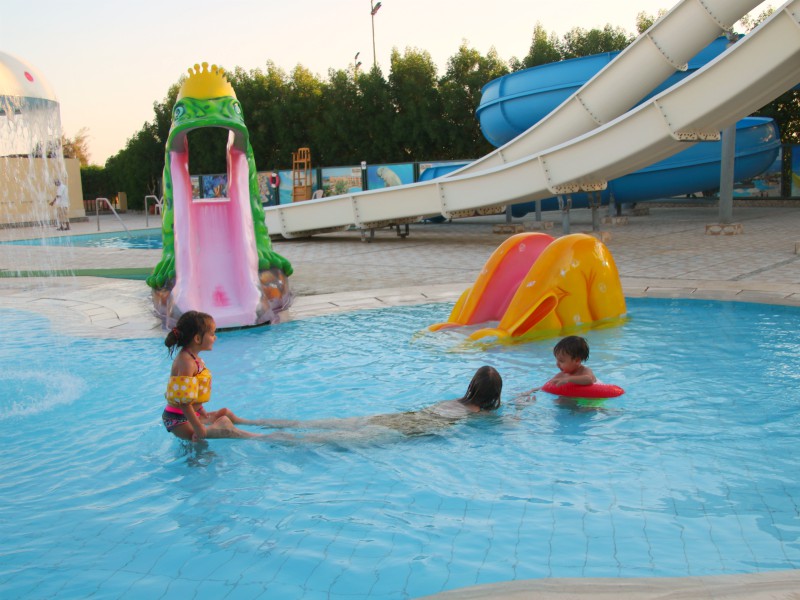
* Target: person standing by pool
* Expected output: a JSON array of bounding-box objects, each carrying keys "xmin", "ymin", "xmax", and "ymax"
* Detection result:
[
  {"xmin": 162, "ymin": 311, "xmax": 261, "ymax": 441},
  {"xmin": 49, "ymin": 178, "xmax": 70, "ymax": 231}
]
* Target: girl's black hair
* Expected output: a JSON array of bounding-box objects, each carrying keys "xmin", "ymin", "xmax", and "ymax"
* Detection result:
[
  {"xmin": 460, "ymin": 365, "xmax": 503, "ymax": 411},
  {"xmin": 165, "ymin": 310, "xmax": 214, "ymax": 357},
  {"xmin": 553, "ymin": 335, "xmax": 590, "ymax": 361}
]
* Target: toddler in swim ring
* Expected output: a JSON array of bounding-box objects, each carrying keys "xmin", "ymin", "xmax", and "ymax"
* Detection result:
[{"xmin": 547, "ymin": 335, "xmax": 596, "ymax": 387}]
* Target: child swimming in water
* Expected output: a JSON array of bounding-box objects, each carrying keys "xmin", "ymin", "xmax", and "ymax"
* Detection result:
[{"xmin": 241, "ymin": 365, "xmax": 503, "ymax": 440}]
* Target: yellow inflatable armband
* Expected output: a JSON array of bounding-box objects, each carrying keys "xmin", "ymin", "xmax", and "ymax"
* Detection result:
[{"xmin": 166, "ymin": 375, "xmax": 199, "ymax": 405}]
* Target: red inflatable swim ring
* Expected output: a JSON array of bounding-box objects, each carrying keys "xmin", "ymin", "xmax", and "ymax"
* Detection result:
[{"xmin": 541, "ymin": 381, "xmax": 624, "ymax": 398}]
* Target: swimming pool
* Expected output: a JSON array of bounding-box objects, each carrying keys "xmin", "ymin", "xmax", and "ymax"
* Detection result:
[
  {"xmin": 2, "ymin": 229, "xmax": 162, "ymax": 249},
  {"xmin": 1, "ymin": 298, "xmax": 798, "ymax": 598}
]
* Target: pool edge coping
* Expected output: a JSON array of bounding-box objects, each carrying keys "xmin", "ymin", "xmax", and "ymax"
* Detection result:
[{"xmin": 3, "ymin": 276, "xmax": 800, "ymax": 339}]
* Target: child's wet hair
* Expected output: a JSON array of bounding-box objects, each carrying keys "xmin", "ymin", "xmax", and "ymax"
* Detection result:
[
  {"xmin": 165, "ymin": 310, "xmax": 215, "ymax": 356},
  {"xmin": 553, "ymin": 335, "xmax": 590, "ymax": 361},
  {"xmin": 462, "ymin": 365, "xmax": 503, "ymax": 411}
]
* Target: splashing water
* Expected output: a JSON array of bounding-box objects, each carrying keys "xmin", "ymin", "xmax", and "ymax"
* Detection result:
[
  {"xmin": 0, "ymin": 369, "xmax": 85, "ymax": 419},
  {"xmin": 0, "ymin": 51, "xmax": 75, "ymax": 279}
]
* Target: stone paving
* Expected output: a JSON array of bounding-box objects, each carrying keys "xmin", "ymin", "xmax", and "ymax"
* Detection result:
[
  {"xmin": 2, "ymin": 203, "xmax": 800, "ymax": 597},
  {"xmin": 2, "ymin": 203, "xmax": 800, "ymax": 339}
]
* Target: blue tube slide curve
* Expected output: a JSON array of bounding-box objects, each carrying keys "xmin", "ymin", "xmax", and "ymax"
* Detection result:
[{"xmin": 464, "ymin": 36, "xmax": 780, "ymax": 214}]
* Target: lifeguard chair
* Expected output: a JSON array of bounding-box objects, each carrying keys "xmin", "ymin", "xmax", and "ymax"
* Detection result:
[{"xmin": 291, "ymin": 147, "xmax": 313, "ymax": 202}]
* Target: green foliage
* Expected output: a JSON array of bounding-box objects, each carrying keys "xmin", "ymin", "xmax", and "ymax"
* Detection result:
[
  {"xmin": 560, "ymin": 25, "xmax": 633, "ymax": 59},
  {"xmin": 389, "ymin": 48, "xmax": 444, "ymax": 160},
  {"xmin": 355, "ymin": 66, "xmax": 396, "ymax": 163},
  {"xmin": 739, "ymin": 6, "xmax": 775, "ymax": 33},
  {"xmin": 186, "ymin": 129, "xmax": 228, "ymax": 174},
  {"xmin": 755, "ymin": 89, "xmax": 800, "ymax": 144},
  {"xmin": 62, "ymin": 127, "xmax": 92, "ymax": 166},
  {"xmin": 635, "ymin": 10, "xmax": 668, "ymax": 35},
  {"xmin": 512, "ymin": 22, "xmax": 633, "ymax": 70},
  {"xmin": 105, "ymin": 123, "xmax": 162, "ymax": 210},
  {"xmin": 100, "ymin": 10, "xmax": 796, "ymax": 202},
  {"xmin": 80, "ymin": 164, "xmax": 113, "ymax": 199},
  {"xmin": 440, "ymin": 44, "xmax": 509, "ymax": 158},
  {"xmin": 512, "ymin": 23, "xmax": 561, "ymax": 70}
]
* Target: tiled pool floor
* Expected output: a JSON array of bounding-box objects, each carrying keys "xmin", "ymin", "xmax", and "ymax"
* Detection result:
[{"xmin": 2, "ymin": 204, "xmax": 800, "ymax": 597}]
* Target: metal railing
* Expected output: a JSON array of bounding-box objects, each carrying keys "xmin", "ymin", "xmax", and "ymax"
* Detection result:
[
  {"xmin": 144, "ymin": 195, "xmax": 163, "ymax": 227},
  {"xmin": 95, "ymin": 197, "xmax": 131, "ymax": 234}
]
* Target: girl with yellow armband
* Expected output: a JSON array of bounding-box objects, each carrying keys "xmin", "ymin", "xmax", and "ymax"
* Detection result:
[{"xmin": 162, "ymin": 311, "xmax": 261, "ymax": 441}]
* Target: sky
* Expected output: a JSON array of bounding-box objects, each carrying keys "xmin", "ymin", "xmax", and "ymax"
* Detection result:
[{"xmin": 2, "ymin": 0, "xmax": 771, "ymax": 165}]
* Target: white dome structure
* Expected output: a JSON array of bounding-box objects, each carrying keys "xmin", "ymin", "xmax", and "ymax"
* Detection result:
[
  {"xmin": 1, "ymin": 50, "xmax": 61, "ymax": 158},
  {"xmin": 0, "ymin": 50, "xmax": 58, "ymax": 104}
]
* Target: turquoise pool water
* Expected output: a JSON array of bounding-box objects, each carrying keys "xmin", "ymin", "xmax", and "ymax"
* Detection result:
[
  {"xmin": 2, "ymin": 229, "xmax": 162, "ymax": 249},
  {"xmin": 1, "ymin": 298, "xmax": 799, "ymax": 598}
]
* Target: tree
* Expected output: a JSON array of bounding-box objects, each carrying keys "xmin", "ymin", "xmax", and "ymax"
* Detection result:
[
  {"xmin": 230, "ymin": 62, "xmax": 293, "ymax": 170},
  {"xmin": 738, "ymin": 6, "xmax": 775, "ymax": 33},
  {"xmin": 105, "ymin": 121, "xmax": 162, "ymax": 209},
  {"xmin": 513, "ymin": 23, "xmax": 562, "ymax": 70},
  {"xmin": 62, "ymin": 127, "xmax": 92, "ymax": 166},
  {"xmin": 389, "ymin": 47, "xmax": 444, "ymax": 160},
  {"xmin": 80, "ymin": 164, "xmax": 112, "ymax": 199},
  {"xmin": 635, "ymin": 10, "xmax": 667, "ymax": 34},
  {"xmin": 354, "ymin": 65, "xmax": 396, "ymax": 163},
  {"xmin": 560, "ymin": 24, "xmax": 633, "ymax": 59},
  {"xmin": 282, "ymin": 65, "xmax": 324, "ymax": 161},
  {"xmin": 439, "ymin": 44, "xmax": 509, "ymax": 158},
  {"xmin": 101, "ymin": 6, "xmax": 798, "ymax": 202},
  {"xmin": 316, "ymin": 68, "xmax": 363, "ymax": 165}
]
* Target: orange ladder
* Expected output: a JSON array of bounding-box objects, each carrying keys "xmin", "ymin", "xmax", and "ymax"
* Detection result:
[{"xmin": 291, "ymin": 147, "xmax": 313, "ymax": 201}]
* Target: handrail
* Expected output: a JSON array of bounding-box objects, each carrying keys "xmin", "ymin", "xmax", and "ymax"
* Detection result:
[
  {"xmin": 95, "ymin": 197, "xmax": 131, "ymax": 235},
  {"xmin": 144, "ymin": 195, "xmax": 163, "ymax": 227}
]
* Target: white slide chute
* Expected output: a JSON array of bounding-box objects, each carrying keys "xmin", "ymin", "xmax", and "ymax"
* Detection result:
[{"xmin": 265, "ymin": 0, "xmax": 799, "ymax": 239}]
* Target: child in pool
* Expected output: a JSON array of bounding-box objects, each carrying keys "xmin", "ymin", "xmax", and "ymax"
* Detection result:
[
  {"xmin": 545, "ymin": 335, "xmax": 596, "ymax": 387},
  {"xmin": 521, "ymin": 335, "xmax": 597, "ymax": 396},
  {"xmin": 161, "ymin": 311, "xmax": 260, "ymax": 441},
  {"xmin": 241, "ymin": 365, "xmax": 503, "ymax": 439}
]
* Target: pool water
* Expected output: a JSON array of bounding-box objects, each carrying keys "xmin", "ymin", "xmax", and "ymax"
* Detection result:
[
  {"xmin": 2, "ymin": 229, "xmax": 162, "ymax": 249},
  {"xmin": 1, "ymin": 298, "xmax": 799, "ymax": 599}
]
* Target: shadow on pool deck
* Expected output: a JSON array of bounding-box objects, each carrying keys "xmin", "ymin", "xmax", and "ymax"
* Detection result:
[{"xmin": 1, "ymin": 205, "xmax": 800, "ymax": 597}]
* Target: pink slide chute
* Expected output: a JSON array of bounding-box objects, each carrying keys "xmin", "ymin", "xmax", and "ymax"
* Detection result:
[
  {"xmin": 169, "ymin": 147, "xmax": 263, "ymax": 329},
  {"xmin": 429, "ymin": 232, "xmax": 554, "ymax": 331}
]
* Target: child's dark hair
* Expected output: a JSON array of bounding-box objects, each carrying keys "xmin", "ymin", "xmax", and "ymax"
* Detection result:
[
  {"xmin": 165, "ymin": 311, "xmax": 215, "ymax": 356},
  {"xmin": 553, "ymin": 335, "xmax": 590, "ymax": 361},
  {"xmin": 460, "ymin": 365, "xmax": 503, "ymax": 411}
]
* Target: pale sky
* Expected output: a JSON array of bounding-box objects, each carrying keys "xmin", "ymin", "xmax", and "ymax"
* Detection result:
[{"xmin": 2, "ymin": 0, "xmax": 771, "ymax": 165}]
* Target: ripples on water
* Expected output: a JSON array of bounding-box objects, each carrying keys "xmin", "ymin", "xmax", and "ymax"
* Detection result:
[{"xmin": 0, "ymin": 299, "xmax": 798, "ymax": 598}]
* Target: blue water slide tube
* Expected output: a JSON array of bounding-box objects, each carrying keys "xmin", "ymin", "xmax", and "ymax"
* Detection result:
[
  {"xmin": 471, "ymin": 36, "xmax": 780, "ymax": 214},
  {"xmin": 510, "ymin": 117, "xmax": 779, "ymax": 214},
  {"xmin": 476, "ymin": 36, "xmax": 731, "ymax": 147}
]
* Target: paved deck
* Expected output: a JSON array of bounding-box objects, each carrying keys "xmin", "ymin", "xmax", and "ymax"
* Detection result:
[
  {"xmin": 2, "ymin": 203, "xmax": 800, "ymax": 597},
  {"xmin": 3, "ymin": 203, "xmax": 800, "ymax": 339}
]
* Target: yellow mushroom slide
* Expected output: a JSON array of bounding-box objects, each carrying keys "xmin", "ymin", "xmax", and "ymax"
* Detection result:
[{"xmin": 429, "ymin": 232, "xmax": 626, "ymax": 342}]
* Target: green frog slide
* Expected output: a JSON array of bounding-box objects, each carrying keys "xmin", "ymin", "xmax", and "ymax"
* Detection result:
[{"xmin": 147, "ymin": 63, "xmax": 293, "ymax": 328}]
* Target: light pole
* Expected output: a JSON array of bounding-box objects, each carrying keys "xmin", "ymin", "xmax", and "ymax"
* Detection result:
[
  {"xmin": 370, "ymin": 1, "xmax": 382, "ymax": 69},
  {"xmin": 354, "ymin": 51, "xmax": 362, "ymax": 75}
]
